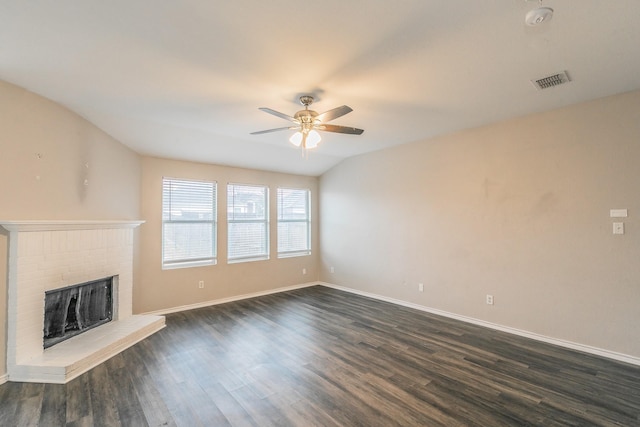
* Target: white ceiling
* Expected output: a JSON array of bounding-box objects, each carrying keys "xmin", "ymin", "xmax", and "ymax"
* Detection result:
[{"xmin": 1, "ymin": 1, "xmax": 639, "ymax": 176}]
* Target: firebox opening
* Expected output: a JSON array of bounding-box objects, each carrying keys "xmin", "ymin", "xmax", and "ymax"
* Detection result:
[{"xmin": 43, "ymin": 276, "xmax": 114, "ymax": 349}]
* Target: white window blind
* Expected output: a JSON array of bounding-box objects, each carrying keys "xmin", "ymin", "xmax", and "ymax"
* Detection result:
[
  {"xmin": 227, "ymin": 183, "xmax": 269, "ymax": 262},
  {"xmin": 277, "ymin": 188, "xmax": 311, "ymax": 258},
  {"xmin": 162, "ymin": 178, "xmax": 216, "ymax": 268}
]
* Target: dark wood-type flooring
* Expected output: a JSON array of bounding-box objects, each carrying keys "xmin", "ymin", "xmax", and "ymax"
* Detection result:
[{"xmin": 1, "ymin": 286, "xmax": 639, "ymax": 426}]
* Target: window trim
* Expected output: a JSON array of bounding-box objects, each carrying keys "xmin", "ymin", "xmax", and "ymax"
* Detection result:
[
  {"xmin": 277, "ymin": 187, "xmax": 311, "ymax": 259},
  {"xmin": 162, "ymin": 177, "xmax": 217, "ymax": 270}
]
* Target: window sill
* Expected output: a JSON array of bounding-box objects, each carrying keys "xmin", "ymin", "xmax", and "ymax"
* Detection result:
[
  {"xmin": 277, "ymin": 251, "xmax": 311, "ymax": 259},
  {"xmin": 162, "ymin": 259, "xmax": 217, "ymax": 270},
  {"xmin": 227, "ymin": 256, "xmax": 270, "ymax": 264}
]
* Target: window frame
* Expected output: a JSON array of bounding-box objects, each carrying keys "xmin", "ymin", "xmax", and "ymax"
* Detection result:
[
  {"xmin": 227, "ymin": 182, "xmax": 270, "ymax": 263},
  {"xmin": 277, "ymin": 187, "xmax": 311, "ymax": 258},
  {"xmin": 161, "ymin": 177, "xmax": 217, "ymax": 270}
]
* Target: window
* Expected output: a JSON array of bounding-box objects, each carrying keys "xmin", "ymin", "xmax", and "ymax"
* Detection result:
[
  {"xmin": 277, "ymin": 188, "xmax": 311, "ymax": 258},
  {"xmin": 162, "ymin": 178, "xmax": 216, "ymax": 269},
  {"xmin": 227, "ymin": 183, "xmax": 269, "ymax": 262}
]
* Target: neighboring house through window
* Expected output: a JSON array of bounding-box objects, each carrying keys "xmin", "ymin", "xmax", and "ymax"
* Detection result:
[
  {"xmin": 277, "ymin": 187, "xmax": 311, "ymax": 258},
  {"xmin": 227, "ymin": 183, "xmax": 269, "ymax": 263}
]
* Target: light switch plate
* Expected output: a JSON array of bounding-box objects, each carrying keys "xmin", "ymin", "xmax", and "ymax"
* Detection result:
[{"xmin": 610, "ymin": 209, "xmax": 628, "ymax": 218}]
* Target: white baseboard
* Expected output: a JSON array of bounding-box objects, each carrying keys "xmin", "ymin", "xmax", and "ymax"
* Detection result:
[
  {"xmin": 142, "ymin": 281, "xmax": 319, "ymax": 316},
  {"xmin": 319, "ymin": 282, "xmax": 640, "ymax": 367},
  {"xmin": 0, "ymin": 373, "xmax": 7, "ymax": 385}
]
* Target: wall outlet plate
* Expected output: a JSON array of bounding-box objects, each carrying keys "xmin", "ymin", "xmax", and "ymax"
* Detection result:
[{"xmin": 613, "ymin": 222, "xmax": 624, "ymax": 235}]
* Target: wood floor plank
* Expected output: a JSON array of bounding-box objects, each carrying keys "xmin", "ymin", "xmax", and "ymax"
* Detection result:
[
  {"xmin": 106, "ymin": 360, "xmax": 149, "ymax": 426},
  {"xmin": 149, "ymin": 373, "xmax": 206, "ymax": 425},
  {"xmin": 1, "ymin": 285, "xmax": 639, "ymax": 426},
  {"xmin": 200, "ymin": 380, "xmax": 256, "ymax": 427},
  {"xmin": 0, "ymin": 382, "xmax": 44, "ymax": 427},
  {"xmin": 38, "ymin": 383, "xmax": 66, "ymax": 426},
  {"xmin": 0, "ymin": 382, "xmax": 21, "ymax": 425},
  {"xmin": 285, "ymin": 399, "xmax": 343, "ymax": 427},
  {"xmin": 66, "ymin": 373, "xmax": 93, "ymax": 426},
  {"xmin": 13, "ymin": 395, "xmax": 43, "ymax": 427},
  {"xmin": 126, "ymin": 345, "xmax": 178, "ymax": 427},
  {"xmin": 229, "ymin": 384, "xmax": 294, "ymax": 427},
  {"xmin": 86, "ymin": 362, "xmax": 121, "ymax": 427}
]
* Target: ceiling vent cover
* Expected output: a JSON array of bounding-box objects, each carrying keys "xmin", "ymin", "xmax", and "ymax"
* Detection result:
[{"xmin": 531, "ymin": 71, "xmax": 571, "ymax": 90}]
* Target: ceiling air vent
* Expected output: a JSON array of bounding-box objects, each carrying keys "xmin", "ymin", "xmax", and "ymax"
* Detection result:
[{"xmin": 531, "ymin": 71, "xmax": 571, "ymax": 90}]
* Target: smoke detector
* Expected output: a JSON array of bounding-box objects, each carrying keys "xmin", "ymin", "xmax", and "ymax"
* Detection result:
[{"xmin": 525, "ymin": 6, "xmax": 554, "ymax": 26}]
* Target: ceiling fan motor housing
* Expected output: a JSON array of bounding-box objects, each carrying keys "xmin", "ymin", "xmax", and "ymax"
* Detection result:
[{"xmin": 294, "ymin": 109, "xmax": 319, "ymax": 125}]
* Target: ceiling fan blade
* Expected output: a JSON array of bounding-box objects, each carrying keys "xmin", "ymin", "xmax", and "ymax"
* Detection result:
[
  {"xmin": 258, "ymin": 107, "xmax": 298, "ymax": 123},
  {"xmin": 250, "ymin": 126, "xmax": 297, "ymax": 135},
  {"xmin": 318, "ymin": 124, "xmax": 364, "ymax": 135},
  {"xmin": 316, "ymin": 105, "xmax": 353, "ymax": 122}
]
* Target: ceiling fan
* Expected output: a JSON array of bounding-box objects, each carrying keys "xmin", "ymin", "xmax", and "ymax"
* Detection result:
[{"xmin": 251, "ymin": 95, "xmax": 364, "ymax": 151}]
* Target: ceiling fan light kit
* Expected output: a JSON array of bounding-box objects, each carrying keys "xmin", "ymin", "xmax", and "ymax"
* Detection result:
[
  {"xmin": 252, "ymin": 95, "xmax": 364, "ymax": 154},
  {"xmin": 289, "ymin": 129, "xmax": 321, "ymax": 148}
]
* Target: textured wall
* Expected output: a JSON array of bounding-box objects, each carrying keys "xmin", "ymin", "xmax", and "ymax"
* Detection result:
[{"xmin": 320, "ymin": 90, "xmax": 640, "ymax": 359}]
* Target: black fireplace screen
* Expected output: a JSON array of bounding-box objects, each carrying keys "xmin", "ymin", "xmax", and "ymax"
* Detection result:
[{"xmin": 43, "ymin": 277, "xmax": 113, "ymax": 349}]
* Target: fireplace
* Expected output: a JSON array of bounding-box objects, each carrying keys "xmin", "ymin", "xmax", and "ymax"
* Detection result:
[
  {"xmin": 44, "ymin": 276, "xmax": 114, "ymax": 349},
  {"xmin": 0, "ymin": 220, "xmax": 165, "ymax": 384}
]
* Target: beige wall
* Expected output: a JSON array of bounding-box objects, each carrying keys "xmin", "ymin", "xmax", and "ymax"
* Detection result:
[
  {"xmin": 137, "ymin": 157, "xmax": 319, "ymax": 313},
  {"xmin": 320, "ymin": 90, "xmax": 640, "ymax": 359},
  {"xmin": 0, "ymin": 80, "xmax": 141, "ymax": 378}
]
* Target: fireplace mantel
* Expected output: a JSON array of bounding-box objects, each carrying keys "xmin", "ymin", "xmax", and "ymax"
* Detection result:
[
  {"xmin": 2, "ymin": 219, "xmax": 164, "ymax": 383},
  {"xmin": 0, "ymin": 219, "xmax": 145, "ymax": 232}
]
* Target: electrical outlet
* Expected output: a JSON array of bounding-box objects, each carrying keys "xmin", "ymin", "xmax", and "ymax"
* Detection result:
[
  {"xmin": 486, "ymin": 294, "xmax": 494, "ymax": 305},
  {"xmin": 302, "ymin": 268, "xmax": 307, "ymax": 275},
  {"xmin": 330, "ymin": 266, "xmax": 335, "ymax": 273},
  {"xmin": 198, "ymin": 280, "xmax": 204, "ymax": 289},
  {"xmin": 613, "ymin": 222, "xmax": 624, "ymax": 235},
  {"xmin": 418, "ymin": 283, "xmax": 424, "ymax": 292}
]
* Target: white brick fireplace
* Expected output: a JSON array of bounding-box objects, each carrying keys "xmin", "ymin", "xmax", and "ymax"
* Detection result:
[{"xmin": 1, "ymin": 220, "xmax": 165, "ymax": 384}]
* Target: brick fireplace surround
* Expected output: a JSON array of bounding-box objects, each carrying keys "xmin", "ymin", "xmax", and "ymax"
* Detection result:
[{"xmin": 1, "ymin": 220, "xmax": 165, "ymax": 384}]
